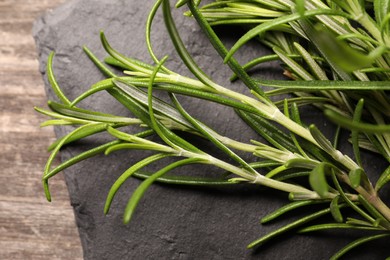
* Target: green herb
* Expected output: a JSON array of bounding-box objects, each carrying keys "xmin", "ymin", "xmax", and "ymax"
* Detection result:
[{"xmin": 36, "ymin": 0, "xmax": 390, "ymax": 258}]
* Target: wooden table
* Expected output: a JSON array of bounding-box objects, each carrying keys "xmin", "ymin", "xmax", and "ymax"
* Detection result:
[{"xmin": 0, "ymin": 1, "xmax": 83, "ymax": 259}]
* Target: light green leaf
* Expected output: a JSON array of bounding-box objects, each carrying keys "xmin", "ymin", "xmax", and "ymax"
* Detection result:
[
  {"xmin": 330, "ymin": 195, "xmax": 343, "ymax": 223},
  {"xmin": 349, "ymin": 168, "xmax": 364, "ymax": 188},
  {"xmin": 375, "ymin": 165, "xmax": 390, "ymax": 191},
  {"xmin": 224, "ymin": 9, "xmax": 350, "ymax": 63},
  {"xmin": 309, "ymin": 124, "xmax": 336, "ymax": 155},
  {"xmin": 47, "ymin": 52, "xmax": 71, "ymax": 105},
  {"xmin": 309, "ymin": 162, "xmax": 329, "ymax": 198},
  {"xmin": 374, "ymin": 0, "xmax": 390, "ymax": 24},
  {"xmin": 273, "ymin": 46, "xmax": 313, "ymax": 80},
  {"xmin": 308, "ymin": 23, "xmax": 373, "ymax": 72}
]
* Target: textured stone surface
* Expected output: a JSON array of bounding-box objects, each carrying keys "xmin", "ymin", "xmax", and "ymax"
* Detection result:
[{"xmin": 33, "ymin": 0, "xmax": 388, "ymax": 259}]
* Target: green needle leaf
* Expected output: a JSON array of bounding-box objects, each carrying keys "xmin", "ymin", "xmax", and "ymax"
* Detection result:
[
  {"xmin": 293, "ymin": 42, "xmax": 328, "ymax": 80},
  {"xmin": 248, "ymin": 207, "xmax": 332, "ymax": 248},
  {"xmin": 331, "ymin": 172, "xmax": 376, "ymax": 224},
  {"xmin": 325, "ymin": 109, "xmax": 390, "ymax": 133},
  {"xmin": 113, "ymin": 80, "xmax": 194, "ymax": 131},
  {"xmin": 348, "ymin": 168, "xmax": 371, "ymax": 189},
  {"xmin": 100, "ymin": 31, "xmax": 154, "ymax": 74},
  {"xmin": 261, "ymin": 200, "xmax": 323, "ymax": 224},
  {"xmin": 375, "ymin": 166, "xmax": 390, "ymax": 191},
  {"xmin": 299, "ymin": 223, "xmax": 382, "ymax": 233},
  {"xmin": 296, "ymin": 0, "xmax": 306, "ymax": 16},
  {"xmin": 43, "ymin": 123, "xmax": 106, "ymax": 201},
  {"xmin": 123, "ymin": 157, "xmax": 204, "ymax": 224},
  {"xmin": 309, "ymin": 125, "xmax": 335, "ymax": 155},
  {"xmin": 374, "ymin": 0, "xmax": 390, "ymax": 24},
  {"xmin": 349, "ymin": 168, "xmax": 365, "ymax": 188},
  {"xmin": 235, "ymin": 109, "xmax": 297, "ymax": 152},
  {"xmin": 83, "ymin": 45, "xmax": 116, "ymax": 78},
  {"xmin": 225, "ymin": 9, "xmax": 350, "ymax": 63},
  {"xmin": 330, "ymin": 234, "xmax": 390, "ymax": 260},
  {"xmin": 358, "ymin": 195, "xmax": 390, "ymax": 228},
  {"xmin": 162, "ymin": 0, "xmax": 218, "ymax": 91},
  {"xmin": 48, "ymin": 101, "xmax": 139, "ymax": 124},
  {"xmin": 132, "ymin": 171, "xmax": 234, "ymax": 186},
  {"xmin": 306, "ymin": 23, "xmax": 374, "ymax": 72},
  {"xmin": 258, "ymin": 79, "xmax": 390, "ymax": 92},
  {"xmin": 273, "ymin": 46, "xmax": 314, "ymax": 80},
  {"xmin": 309, "ymin": 162, "xmax": 330, "ymax": 198},
  {"xmin": 352, "ymin": 99, "xmax": 365, "ymax": 166},
  {"xmin": 186, "ymin": 0, "xmax": 267, "ymax": 98},
  {"xmin": 330, "ymin": 195, "xmax": 344, "ymax": 223},
  {"xmin": 70, "ymin": 81, "xmax": 114, "ymax": 107},
  {"xmin": 47, "ymin": 52, "xmax": 71, "ymax": 105},
  {"xmin": 44, "ymin": 140, "xmax": 120, "ymax": 180},
  {"xmin": 146, "ymin": 0, "xmax": 171, "ymax": 74},
  {"xmin": 104, "ymin": 153, "xmax": 171, "ymax": 215},
  {"xmin": 170, "ymin": 93, "xmax": 257, "ymax": 175}
]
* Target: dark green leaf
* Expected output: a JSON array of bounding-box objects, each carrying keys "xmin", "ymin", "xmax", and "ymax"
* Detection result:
[
  {"xmin": 248, "ymin": 208, "xmax": 332, "ymax": 248},
  {"xmin": 104, "ymin": 153, "xmax": 171, "ymax": 214},
  {"xmin": 261, "ymin": 200, "xmax": 323, "ymax": 223},
  {"xmin": 48, "ymin": 101, "xmax": 137, "ymax": 124},
  {"xmin": 123, "ymin": 157, "xmax": 204, "ymax": 223},
  {"xmin": 43, "ymin": 123, "xmax": 106, "ymax": 201},
  {"xmin": 132, "ymin": 171, "xmax": 234, "ymax": 186},
  {"xmin": 171, "ymin": 93, "xmax": 256, "ymax": 174},
  {"xmin": 83, "ymin": 45, "xmax": 116, "ymax": 78},
  {"xmin": 325, "ymin": 109, "xmax": 390, "ymax": 133},
  {"xmin": 186, "ymin": 0, "xmax": 267, "ymax": 98},
  {"xmin": 331, "ymin": 172, "xmax": 376, "ymax": 224},
  {"xmin": 299, "ymin": 223, "xmax": 381, "ymax": 233},
  {"xmin": 330, "ymin": 234, "xmax": 390, "ymax": 260},
  {"xmin": 258, "ymin": 79, "xmax": 390, "ymax": 92}
]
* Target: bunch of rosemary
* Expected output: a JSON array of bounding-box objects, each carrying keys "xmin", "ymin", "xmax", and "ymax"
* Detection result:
[{"xmin": 36, "ymin": 0, "xmax": 390, "ymax": 258}]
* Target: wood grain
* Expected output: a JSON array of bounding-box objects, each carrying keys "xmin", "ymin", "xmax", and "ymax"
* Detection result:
[{"xmin": 0, "ymin": 0, "xmax": 83, "ymax": 259}]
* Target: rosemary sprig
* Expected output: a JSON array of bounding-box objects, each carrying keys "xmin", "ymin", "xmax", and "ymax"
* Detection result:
[{"xmin": 36, "ymin": 0, "xmax": 390, "ymax": 258}]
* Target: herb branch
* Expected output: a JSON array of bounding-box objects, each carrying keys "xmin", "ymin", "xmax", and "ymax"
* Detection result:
[{"xmin": 36, "ymin": 0, "xmax": 390, "ymax": 258}]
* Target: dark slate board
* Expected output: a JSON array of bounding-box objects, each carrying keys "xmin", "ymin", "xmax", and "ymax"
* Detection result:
[{"xmin": 33, "ymin": 0, "xmax": 388, "ymax": 259}]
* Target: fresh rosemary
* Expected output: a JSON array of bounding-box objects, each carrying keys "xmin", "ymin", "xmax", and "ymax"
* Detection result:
[{"xmin": 36, "ymin": 0, "xmax": 390, "ymax": 258}]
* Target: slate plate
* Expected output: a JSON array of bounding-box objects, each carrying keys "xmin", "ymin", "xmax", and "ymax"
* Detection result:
[{"xmin": 33, "ymin": 0, "xmax": 388, "ymax": 259}]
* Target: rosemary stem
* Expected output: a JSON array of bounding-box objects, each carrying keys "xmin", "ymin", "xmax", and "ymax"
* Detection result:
[
  {"xmin": 213, "ymin": 133, "xmax": 258, "ymax": 153},
  {"xmin": 357, "ymin": 13, "xmax": 384, "ymax": 44},
  {"xmin": 356, "ymin": 186, "xmax": 390, "ymax": 223},
  {"xmin": 181, "ymin": 150, "xmax": 317, "ymax": 196}
]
